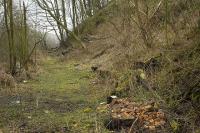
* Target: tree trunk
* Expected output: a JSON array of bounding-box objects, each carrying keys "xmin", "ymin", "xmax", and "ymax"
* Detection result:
[{"xmin": 4, "ymin": 0, "xmax": 16, "ymax": 74}]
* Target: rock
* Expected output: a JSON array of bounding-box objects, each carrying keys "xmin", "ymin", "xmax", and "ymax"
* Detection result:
[
  {"xmin": 107, "ymin": 95, "xmax": 118, "ymax": 104},
  {"xmin": 22, "ymin": 80, "xmax": 28, "ymax": 83},
  {"xmin": 91, "ymin": 66, "xmax": 98, "ymax": 72},
  {"xmin": 61, "ymin": 49, "xmax": 71, "ymax": 55},
  {"xmin": 145, "ymin": 58, "xmax": 161, "ymax": 74},
  {"xmin": 100, "ymin": 102, "xmax": 106, "ymax": 105},
  {"xmin": 15, "ymin": 69, "xmax": 28, "ymax": 82},
  {"xmin": 132, "ymin": 56, "xmax": 162, "ymax": 74},
  {"xmin": 16, "ymin": 100, "xmax": 21, "ymax": 104},
  {"xmin": 44, "ymin": 110, "xmax": 50, "ymax": 114}
]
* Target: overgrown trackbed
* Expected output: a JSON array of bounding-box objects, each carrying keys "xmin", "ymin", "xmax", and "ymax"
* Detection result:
[{"xmin": 0, "ymin": 56, "xmax": 108, "ymax": 132}]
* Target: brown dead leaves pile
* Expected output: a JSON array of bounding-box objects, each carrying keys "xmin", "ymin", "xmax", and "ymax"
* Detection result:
[{"xmin": 108, "ymin": 98, "xmax": 166, "ymax": 131}]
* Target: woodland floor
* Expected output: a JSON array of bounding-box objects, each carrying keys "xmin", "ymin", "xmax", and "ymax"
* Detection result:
[{"xmin": 0, "ymin": 55, "xmax": 109, "ymax": 132}]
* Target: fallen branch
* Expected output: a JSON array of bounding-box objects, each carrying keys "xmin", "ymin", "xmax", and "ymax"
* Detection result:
[{"xmin": 129, "ymin": 117, "xmax": 139, "ymax": 133}]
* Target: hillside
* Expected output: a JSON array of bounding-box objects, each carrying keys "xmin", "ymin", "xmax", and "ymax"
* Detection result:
[{"xmin": 65, "ymin": 0, "xmax": 200, "ymax": 132}]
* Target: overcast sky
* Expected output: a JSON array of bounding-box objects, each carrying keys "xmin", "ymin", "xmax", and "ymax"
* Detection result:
[
  {"xmin": 0, "ymin": 0, "xmax": 75, "ymax": 47},
  {"xmin": 13, "ymin": 0, "xmax": 73, "ymax": 42}
]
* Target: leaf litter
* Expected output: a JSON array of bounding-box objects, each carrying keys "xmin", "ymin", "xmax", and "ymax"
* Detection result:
[{"xmin": 98, "ymin": 98, "xmax": 166, "ymax": 132}]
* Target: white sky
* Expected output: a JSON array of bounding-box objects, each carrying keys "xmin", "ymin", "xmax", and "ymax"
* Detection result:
[{"xmin": 14, "ymin": 0, "xmax": 73, "ymax": 42}]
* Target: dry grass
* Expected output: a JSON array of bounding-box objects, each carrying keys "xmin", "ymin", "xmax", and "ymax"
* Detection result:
[{"xmin": 68, "ymin": 0, "xmax": 200, "ymax": 132}]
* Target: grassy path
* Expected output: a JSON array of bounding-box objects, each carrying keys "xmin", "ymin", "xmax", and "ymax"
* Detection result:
[{"xmin": 0, "ymin": 56, "xmax": 108, "ymax": 132}]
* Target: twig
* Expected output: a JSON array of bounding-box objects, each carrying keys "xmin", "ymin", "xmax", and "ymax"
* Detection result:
[
  {"xmin": 22, "ymin": 33, "xmax": 47, "ymax": 67},
  {"xmin": 105, "ymin": 120, "xmax": 113, "ymax": 129},
  {"xmin": 129, "ymin": 117, "xmax": 139, "ymax": 133}
]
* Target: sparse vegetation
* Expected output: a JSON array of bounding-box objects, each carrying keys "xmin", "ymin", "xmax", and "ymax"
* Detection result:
[{"xmin": 0, "ymin": 0, "xmax": 200, "ymax": 132}]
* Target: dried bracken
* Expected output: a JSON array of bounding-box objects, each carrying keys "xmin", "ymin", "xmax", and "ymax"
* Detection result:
[
  {"xmin": 106, "ymin": 98, "xmax": 166, "ymax": 132},
  {"xmin": 0, "ymin": 70, "xmax": 16, "ymax": 88}
]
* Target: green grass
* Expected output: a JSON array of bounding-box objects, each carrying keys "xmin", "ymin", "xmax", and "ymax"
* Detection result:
[{"xmin": 0, "ymin": 56, "xmax": 109, "ymax": 132}]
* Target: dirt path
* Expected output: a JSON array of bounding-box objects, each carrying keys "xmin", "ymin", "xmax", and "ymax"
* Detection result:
[{"xmin": 0, "ymin": 56, "xmax": 108, "ymax": 132}]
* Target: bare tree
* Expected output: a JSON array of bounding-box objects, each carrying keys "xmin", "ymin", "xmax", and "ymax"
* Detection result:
[
  {"xmin": 3, "ymin": 0, "xmax": 17, "ymax": 74},
  {"xmin": 2, "ymin": 0, "xmax": 41, "ymax": 74},
  {"xmin": 35, "ymin": 0, "xmax": 86, "ymax": 48}
]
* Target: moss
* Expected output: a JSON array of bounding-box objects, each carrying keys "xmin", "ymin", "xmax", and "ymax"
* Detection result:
[{"xmin": 0, "ymin": 55, "xmax": 110, "ymax": 132}]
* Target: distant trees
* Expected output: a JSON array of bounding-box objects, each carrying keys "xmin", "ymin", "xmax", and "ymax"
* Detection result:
[
  {"xmin": 35, "ymin": 0, "xmax": 68, "ymax": 47},
  {"xmin": 35, "ymin": 0, "xmax": 109, "ymax": 48},
  {"xmin": 1, "ymin": 0, "xmax": 110, "ymax": 74},
  {"xmin": 0, "ymin": 1, "xmax": 3, "ymax": 20},
  {"xmin": 35, "ymin": 0, "xmax": 86, "ymax": 48}
]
